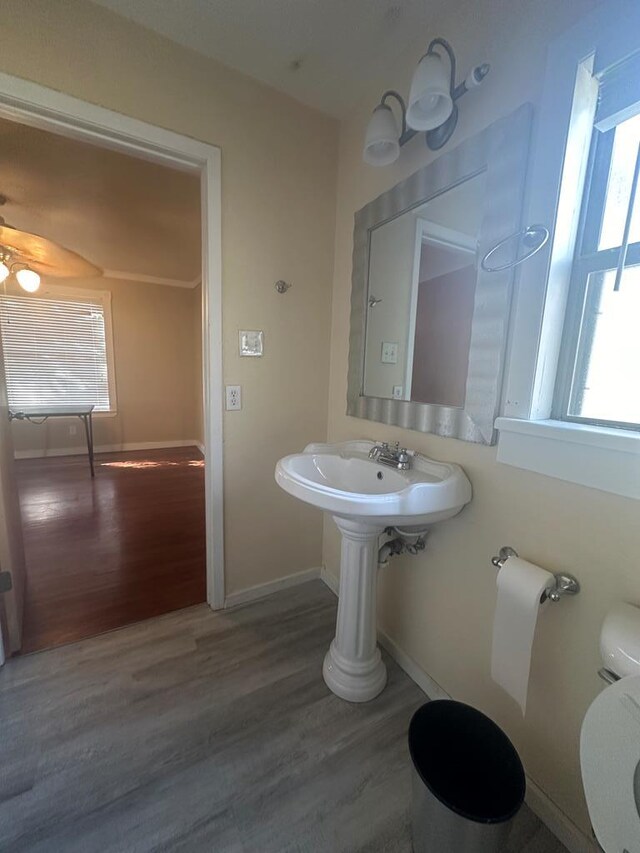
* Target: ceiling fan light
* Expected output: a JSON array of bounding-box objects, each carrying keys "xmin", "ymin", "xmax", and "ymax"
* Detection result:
[
  {"xmin": 0, "ymin": 261, "xmax": 9, "ymax": 284},
  {"xmin": 16, "ymin": 267, "xmax": 41, "ymax": 293},
  {"xmin": 407, "ymin": 52, "xmax": 453, "ymax": 131},
  {"xmin": 363, "ymin": 103, "xmax": 400, "ymax": 166}
]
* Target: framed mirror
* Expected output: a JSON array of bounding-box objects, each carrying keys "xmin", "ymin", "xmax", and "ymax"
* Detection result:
[{"xmin": 347, "ymin": 104, "xmax": 533, "ymax": 444}]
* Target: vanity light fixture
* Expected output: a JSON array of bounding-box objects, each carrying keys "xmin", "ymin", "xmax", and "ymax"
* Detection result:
[
  {"xmin": 363, "ymin": 37, "xmax": 490, "ymax": 165},
  {"xmin": 0, "ymin": 260, "xmax": 9, "ymax": 284}
]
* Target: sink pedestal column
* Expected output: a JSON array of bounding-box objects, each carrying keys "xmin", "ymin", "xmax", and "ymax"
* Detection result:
[{"xmin": 323, "ymin": 517, "xmax": 387, "ymax": 702}]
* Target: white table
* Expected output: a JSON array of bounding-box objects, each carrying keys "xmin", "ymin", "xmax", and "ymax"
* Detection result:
[{"xmin": 9, "ymin": 405, "xmax": 96, "ymax": 476}]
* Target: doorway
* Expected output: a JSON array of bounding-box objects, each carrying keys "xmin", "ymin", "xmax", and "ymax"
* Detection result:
[{"xmin": 0, "ymin": 72, "xmax": 224, "ymax": 659}]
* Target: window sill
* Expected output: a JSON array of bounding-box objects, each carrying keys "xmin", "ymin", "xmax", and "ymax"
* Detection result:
[{"xmin": 494, "ymin": 417, "xmax": 640, "ymax": 500}]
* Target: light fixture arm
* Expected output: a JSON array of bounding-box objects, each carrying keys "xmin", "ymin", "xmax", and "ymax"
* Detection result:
[
  {"xmin": 380, "ymin": 90, "xmax": 416, "ymax": 147},
  {"xmin": 423, "ymin": 38, "xmax": 490, "ymax": 150},
  {"xmin": 424, "ymin": 38, "xmax": 490, "ymax": 104},
  {"xmin": 426, "ymin": 38, "xmax": 456, "ymax": 99}
]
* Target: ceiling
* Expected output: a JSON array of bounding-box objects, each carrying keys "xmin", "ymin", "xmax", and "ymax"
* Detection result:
[
  {"xmin": 0, "ymin": 117, "xmax": 201, "ymax": 285},
  {"xmin": 90, "ymin": 0, "xmax": 441, "ymax": 117}
]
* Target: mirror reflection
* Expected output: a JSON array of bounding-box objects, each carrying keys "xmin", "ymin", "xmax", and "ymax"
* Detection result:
[{"xmin": 363, "ymin": 170, "xmax": 486, "ymax": 407}]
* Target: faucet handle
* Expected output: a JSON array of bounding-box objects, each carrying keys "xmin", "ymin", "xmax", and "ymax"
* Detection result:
[{"xmin": 397, "ymin": 447, "xmax": 410, "ymax": 462}]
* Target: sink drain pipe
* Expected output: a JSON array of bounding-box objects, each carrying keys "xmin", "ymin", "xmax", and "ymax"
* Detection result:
[{"xmin": 378, "ymin": 526, "xmax": 429, "ymax": 568}]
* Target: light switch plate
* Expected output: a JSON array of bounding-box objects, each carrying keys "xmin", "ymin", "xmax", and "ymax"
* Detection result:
[
  {"xmin": 225, "ymin": 385, "xmax": 242, "ymax": 410},
  {"xmin": 239, "ymin": 330, "xmax": 264, "ymax": 357},
  {"xmin": 381, "ymin": 342, "xmax": 398, "ymax": 364}
]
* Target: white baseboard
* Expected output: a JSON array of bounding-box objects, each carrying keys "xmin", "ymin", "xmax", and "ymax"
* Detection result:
[
  {"xmin": 317, "ymin": 572, "xmax": 596, "ymax": 853},
  {"xmin": 525, "ymin": 778, "xmax": 598, "ymax": 853},
  {"xmin": 319, "ymin": 566, "xmax": 339, "ymax": 595},
  {"xmin": 224, "ymin": 566, "xmax": 323, "ymax": 610},
  {"xmin": 377, "ymin": 627, "xmax": 451, "ymax": 702},
  {"xmin": 195, "ymin": 441, "xmax": 205, "ymax": 455},
  {"xmin": 14, "ymin": 439, "xmax": 201, "ymax": 460}
]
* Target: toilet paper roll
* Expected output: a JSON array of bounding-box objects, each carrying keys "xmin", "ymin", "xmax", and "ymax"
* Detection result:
[{"xmin": 491, "ymin": 556, "xmax": 554, "ymax": 714}]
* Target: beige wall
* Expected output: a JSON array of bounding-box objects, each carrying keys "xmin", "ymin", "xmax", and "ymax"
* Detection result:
[
  {"xmin": 323, "ymin": 0, "xmax": 637, "ymax": 837},
  {"xmin": 0, "ymin": 0, "xmax": 338, "ymax": 595},
  {"xmin": 9, "ymin": 277, "xmax": 202, "ymax": 453}
]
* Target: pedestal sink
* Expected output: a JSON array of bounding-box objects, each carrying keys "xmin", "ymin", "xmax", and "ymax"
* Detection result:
[{"xmin": 275, "ymin": 440, "xmax": 472, "ymax": 702}]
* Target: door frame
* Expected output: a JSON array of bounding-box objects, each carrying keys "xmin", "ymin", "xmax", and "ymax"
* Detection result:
[{"xmin": 0, "ymin": 71, "xmax": 225, "ymax": 612}]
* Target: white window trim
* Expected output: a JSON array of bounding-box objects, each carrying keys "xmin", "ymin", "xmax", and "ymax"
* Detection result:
[
  {"xmin": 496, "ymin": 418, "xmax": 640, "ymax": 499},
  {"xmin": 497, "ymin": 0, "xmax": 640, "ymax": 499}
]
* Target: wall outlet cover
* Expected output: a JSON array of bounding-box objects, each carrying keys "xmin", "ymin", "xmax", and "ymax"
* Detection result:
[
  {"xmin": 225, "ymin": 385, "xmax": 242, "ymax": 410},
  {"xmin": 392, "ymin": 385, "xmax": 403, "ymax": 399},
  {"xmin": 239, "ymin": 330, "xmax": 264, "ymax": 357},
  {"xmin": 381, "ymin": 342, "xmax": 398, "ymax": 364}
]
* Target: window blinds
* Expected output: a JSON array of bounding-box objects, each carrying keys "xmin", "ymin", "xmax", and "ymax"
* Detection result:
[{"xmin": 0, "ymin": 292, "xmax": 112, "ymax": 411}]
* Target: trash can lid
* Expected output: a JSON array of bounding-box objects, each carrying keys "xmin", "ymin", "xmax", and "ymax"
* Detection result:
[{"xmin": 409, "ymin": 700, "xmax": 525, "ymax": 824}]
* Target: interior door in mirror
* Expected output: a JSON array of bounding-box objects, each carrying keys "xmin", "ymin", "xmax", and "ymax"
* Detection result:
[{"xmin": 363, "ymin": 170, "xmax": 486, "ymax": 407}]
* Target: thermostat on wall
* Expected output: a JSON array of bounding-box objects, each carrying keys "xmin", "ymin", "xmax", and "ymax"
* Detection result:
[{"xmin": 239, "ymin": 330, "xmax": 264, "ymax": 357}]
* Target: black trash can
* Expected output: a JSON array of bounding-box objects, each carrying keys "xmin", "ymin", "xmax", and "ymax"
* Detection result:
[{"xmin": 408, "ymin": 700, "xmax": 525, "ymax": 852}]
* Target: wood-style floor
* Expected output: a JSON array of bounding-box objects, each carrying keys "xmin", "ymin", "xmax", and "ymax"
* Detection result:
[
  {"xmin": 16, "ymin": 447, "xmax": 206, "ymax": 654},
  {"xmin": 0, "ymin": 582, "xmax": 569, "ymax": 852}
]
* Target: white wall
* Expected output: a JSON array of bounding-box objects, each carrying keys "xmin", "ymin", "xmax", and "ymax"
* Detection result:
[{"xmin": 323, "ymin": 0, "xmax": 636, "ymax": 838}]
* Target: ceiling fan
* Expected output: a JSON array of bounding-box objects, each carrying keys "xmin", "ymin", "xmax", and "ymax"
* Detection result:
[{"xmin": 0, "ymin": 201, "xmax": 102, "ymax": 294}]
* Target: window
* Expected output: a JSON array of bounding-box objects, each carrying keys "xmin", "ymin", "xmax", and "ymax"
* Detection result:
[
  {"xmin": 495, "ymin": 5, "xmax": 640, "ymax": 499},
  {"xmin": 0, "ymin": 286, "xmax": 116, "ymax": 413},
  {"xmin": 555, "ymin": 94, "xmax": 640, "ymax": 430}
]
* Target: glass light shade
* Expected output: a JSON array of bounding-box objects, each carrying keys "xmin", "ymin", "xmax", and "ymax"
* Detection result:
[
  {"xmin": 406, "ymin": 52, "xmax": 453, "ymax": 131},
  {"xmin": 363, "ymin": 104, "xmax": 400, "ymax": 166},
  {"xmin": 16, "ymin": 267, "xmax": 41, "ymax": 293},
  {"xmin": 0, "ymin": 261, "xmax": 9, "ymax": 284}
]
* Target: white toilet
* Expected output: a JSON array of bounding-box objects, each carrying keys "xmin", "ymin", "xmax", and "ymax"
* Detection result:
[{"xmin": 580, "ymin": 603, "xmax": 640, "ymax": 853}]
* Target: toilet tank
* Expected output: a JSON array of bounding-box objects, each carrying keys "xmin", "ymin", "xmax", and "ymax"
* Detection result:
[{"xmin": 600, "ymin": 602, "xmax": 640, "ymax": 680}]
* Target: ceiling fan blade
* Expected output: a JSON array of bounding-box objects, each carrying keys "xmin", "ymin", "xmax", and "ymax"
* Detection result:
[{"xmin": 0, "ymin": 225, "xmax": 102, "ymax": 278}]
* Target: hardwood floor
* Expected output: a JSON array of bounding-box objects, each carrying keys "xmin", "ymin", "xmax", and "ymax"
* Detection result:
[
  {"xmin": 0, "ymin": 582, "xmax": 569, "ymax": 852},
  {"xmin": 15, "ymin": 446, "xmax": 206, "ymax": 654}
]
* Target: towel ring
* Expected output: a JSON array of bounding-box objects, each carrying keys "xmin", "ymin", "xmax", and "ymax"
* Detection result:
[{"xmin": 481, "ymin": 224, "xmax": 549, "ymax": 273}]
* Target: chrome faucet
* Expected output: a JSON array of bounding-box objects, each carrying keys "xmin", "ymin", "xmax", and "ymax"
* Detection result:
[{"xmin": 368, "ymin": 441, "xmax": 412, "ymax": 470}]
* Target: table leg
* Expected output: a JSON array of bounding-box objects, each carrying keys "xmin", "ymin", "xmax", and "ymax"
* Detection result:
[{"xmin": 82, "ymin": 413, "xmax": 95, "ymax": 477}]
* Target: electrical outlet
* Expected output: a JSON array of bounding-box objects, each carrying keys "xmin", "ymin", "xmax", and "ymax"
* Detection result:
[
  {"xmin": 225, "ymin": 385, "xmax": 242, "ymax": 411},
  {"xmin": 392, "ymin": 385, "xmax": 403, "ymax": 399}
]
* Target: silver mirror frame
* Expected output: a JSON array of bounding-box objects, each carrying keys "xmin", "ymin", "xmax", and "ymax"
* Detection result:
[{"xmin": 347, "ymin": 104, "xmax": 533, "ymax": 444}]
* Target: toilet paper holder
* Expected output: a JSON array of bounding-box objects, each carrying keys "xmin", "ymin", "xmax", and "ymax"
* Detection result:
[{"xmin": 491, "ymin": 547, "xmax": 580, "ymax": 603}]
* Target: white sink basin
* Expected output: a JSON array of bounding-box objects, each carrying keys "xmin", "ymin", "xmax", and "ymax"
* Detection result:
[
  {"xmin": 275, "ymin": 440, "xmax": 471, "ymax": 528},
  {"xmin": 275, "ymin": 440, "xmax": 472, "ymax": 704}
]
